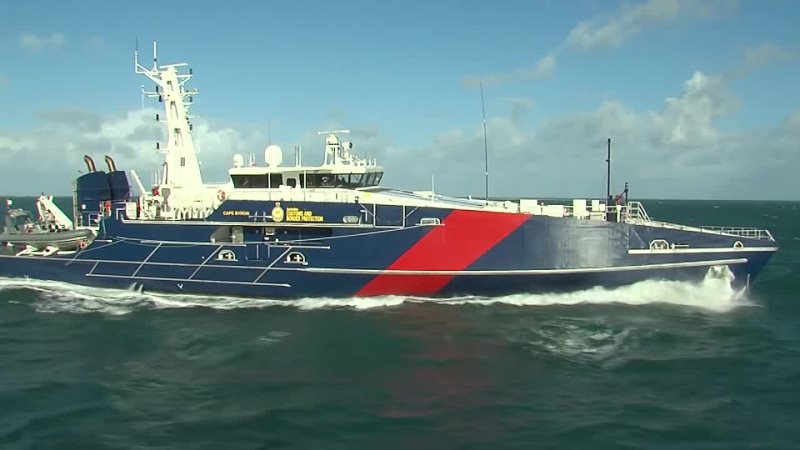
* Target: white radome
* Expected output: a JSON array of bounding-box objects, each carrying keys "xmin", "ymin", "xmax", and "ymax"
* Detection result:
[
  {"xmin": 265, "ymin": 144, "xmax": 283, "ymax": 167},
  {"xmin": 233, "ymin": 154, "xmax": 244, "ymax": 168}
]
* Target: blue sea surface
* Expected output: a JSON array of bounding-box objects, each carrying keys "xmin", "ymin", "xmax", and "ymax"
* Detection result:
[{"xmin": 1, "ymin": 199, "xmax": 798, "ymax": 449}]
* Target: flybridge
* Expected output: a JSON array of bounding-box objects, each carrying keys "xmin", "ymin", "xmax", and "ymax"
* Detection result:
[{"xmin": 226, "ymin": 130, "xmax": 384, "ymax": 190}]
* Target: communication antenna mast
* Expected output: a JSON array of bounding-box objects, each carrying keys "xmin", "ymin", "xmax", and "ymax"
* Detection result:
[
  {"xmin": 606, "ymin": 138, "xmax": 612, "ymax": 207},
  {"xmin": 134, "ymin": 40, "xmax": 203, "ymax": 187},
  {"xmin": 480, "ymin": 82, "xmax": 489, "ymax": 204},
  {"xmin": 294, "ymin": 144, "xmax": 302, "ymax": 166}
]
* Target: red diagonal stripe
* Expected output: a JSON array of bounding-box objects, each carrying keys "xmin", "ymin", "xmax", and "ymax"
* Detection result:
[{"xmin": 356, "ymin": 210, "xmax": 529, "ymax": 296}]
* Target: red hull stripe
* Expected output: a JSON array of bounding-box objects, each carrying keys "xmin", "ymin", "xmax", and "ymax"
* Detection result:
[{"xmin": 356, "ymin": 210, "xmax": 529, "ymax": 296}]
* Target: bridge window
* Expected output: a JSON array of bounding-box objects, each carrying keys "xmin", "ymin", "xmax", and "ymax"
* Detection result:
[
  {"xmin": 298, "ymin": 172, "xmax": 384, "ymax": 188},
  {"xmin": 320, "ymin": 175, "xmax": 336, "ymax": 187},
  {"xmin": 231, "ymin": 174, "xmax": 283, "ymax": 188},
  {"xmin": 301, "ymin": 173, "xmax": 335, "ymax": 188},
  {"xmin": 336, "ymin": 174, "xmax": 352, "ymax": 187}
]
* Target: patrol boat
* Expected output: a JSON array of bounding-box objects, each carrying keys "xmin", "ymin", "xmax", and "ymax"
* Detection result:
[{"xmin": 0, "ymin": 45, "xmax": 779, "ymax": 299}]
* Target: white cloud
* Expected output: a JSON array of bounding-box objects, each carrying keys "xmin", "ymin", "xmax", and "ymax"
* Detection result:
[
  {"xmin": 86, "ymin": 36, "xmax": 105, "ymax": 50},
  {"xmin": 732, "ymin": 42, "xmax": 793, "ymax": 78},
  {"xmin": 0, "ymin": 80, "xmax": 795, "ymax": 200},
  {"xmin": 0, "ymin": 108, "xmax": 267, "ymax": 194},
  {"xmin": 652, "ymin": 71, "xmax": 739, "ymax": 145},
  {"xmin": 394, "ymin": 62, "xmax": 798, "ymax": 200},
  {"xmin": 19, "ymin": 32, "xmax": 67, "ymax": 51},
  {"xmin": 465, "ymin": 0, "xmax": 735, "ymax": 85},
  {"xmin": 507, "ymin": 97, "xmax": 535, "ymax": 123},
  {"xmin": 465, "ymin": 54, "xmax": 556, "ymax": 86},
  {"xmin": 0, "ymin": 44, "xmax": 795, "ymax": 200},
  {"xmin": 349, "ymin": 44, "xmax": 795, "ymax": 199},
  {"xmin": 565, "ymin": 0, "xmax": 732, "ymax": 50}
]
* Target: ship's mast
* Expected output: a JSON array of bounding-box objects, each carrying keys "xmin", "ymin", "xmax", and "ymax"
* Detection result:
[{"xmin": 135, "ymin": 41, "xmax": 203, "ymax": 187}]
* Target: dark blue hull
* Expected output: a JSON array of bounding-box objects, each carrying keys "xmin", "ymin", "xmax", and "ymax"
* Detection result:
[
  {"xmin": 0, "ymin": 201, "xmax": 778, "ymax": 300},
  {"xmin": 0, "ymin": 251, "xmax": 770, "ymax": 299}
]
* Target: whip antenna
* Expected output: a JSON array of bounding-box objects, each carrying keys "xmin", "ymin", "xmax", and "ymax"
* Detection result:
[{"xmin": 481, "ymin": 81, "xmax": 489, "ymax": 204}]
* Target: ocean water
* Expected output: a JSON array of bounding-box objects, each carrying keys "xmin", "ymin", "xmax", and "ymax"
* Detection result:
[{"xmin": 1, "ymin": 199, "xmax": 799, "ymax": 449}]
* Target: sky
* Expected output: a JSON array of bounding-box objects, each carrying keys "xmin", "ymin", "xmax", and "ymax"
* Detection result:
[{"xmin": 0, "ymin": 0, "xmax": 798, "ymax": 200}]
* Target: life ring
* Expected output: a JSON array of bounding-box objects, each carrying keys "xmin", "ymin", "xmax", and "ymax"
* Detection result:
[
  {"xmin": 217, "ymin": 190, "xmax": 226, "ymax": 202},
  {"xmin": 78, "ymin": 240, "xmax": 88, "ymax": 250}
]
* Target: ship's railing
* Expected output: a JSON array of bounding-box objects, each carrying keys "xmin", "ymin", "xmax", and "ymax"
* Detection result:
[
  {"xmin": 128, "ymin": 186, "xmax": 523, "ymax": 222},
  {"xmin": 622, "ymin": 201, "xmax": 651, "ymax": 224},
  {"xmin": 698, "ymin": 226, "xmax": 775, "ymax": 241},
  {"xmin": 618, "ymin": 201, "xmax": 775, "ymax": 242},
  {"xmin": 644, "ymin": 220, "xmax": 776, "ymax": 242}
]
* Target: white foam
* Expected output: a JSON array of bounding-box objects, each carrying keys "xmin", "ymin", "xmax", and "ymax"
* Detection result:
[
  {"xmin": 0, "ymin": 266, "xmax": 748, "ymax": 315},
  {"xmin": 438, "ymin": 265, "xmax": 748, "ymax": 313},
  {"xmin": 533, "ymin": 325, "xmax": 634, "ymax": 361},
  {"xmin": 256, "ymin": 330, "xmax": 291, "ymax": 346}
]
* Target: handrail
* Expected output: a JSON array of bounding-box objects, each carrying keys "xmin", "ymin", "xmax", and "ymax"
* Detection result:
[
  {"xmin": 699, "ymin": 226, "xmax": 774, "ymax": 241},
  {"xmin": 618, "ymin": 201, "xmax": 774, "ymax": 242},
  {"xmin": 622, "ymin": 201, "xmax": 650, "ymax": 223}
]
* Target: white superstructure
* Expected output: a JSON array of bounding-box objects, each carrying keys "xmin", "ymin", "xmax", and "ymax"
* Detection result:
[{"xmin": 126, "ymin": 43, "xmax": 617, "ymax": 222}]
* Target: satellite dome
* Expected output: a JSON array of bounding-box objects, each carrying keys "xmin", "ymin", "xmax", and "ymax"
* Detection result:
[
  {"xmin": 265, "ymin": 144, "xmax": 283, "ymax": 167},
  {"xmin": 233, "ymin": 154, "xmax": 244, "ymax": 168}
]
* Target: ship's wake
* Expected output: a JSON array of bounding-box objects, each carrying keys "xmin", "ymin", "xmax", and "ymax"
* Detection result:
[{"xmin": 0, "ymin": 266, "xmax": 749, "ymax": 315}]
